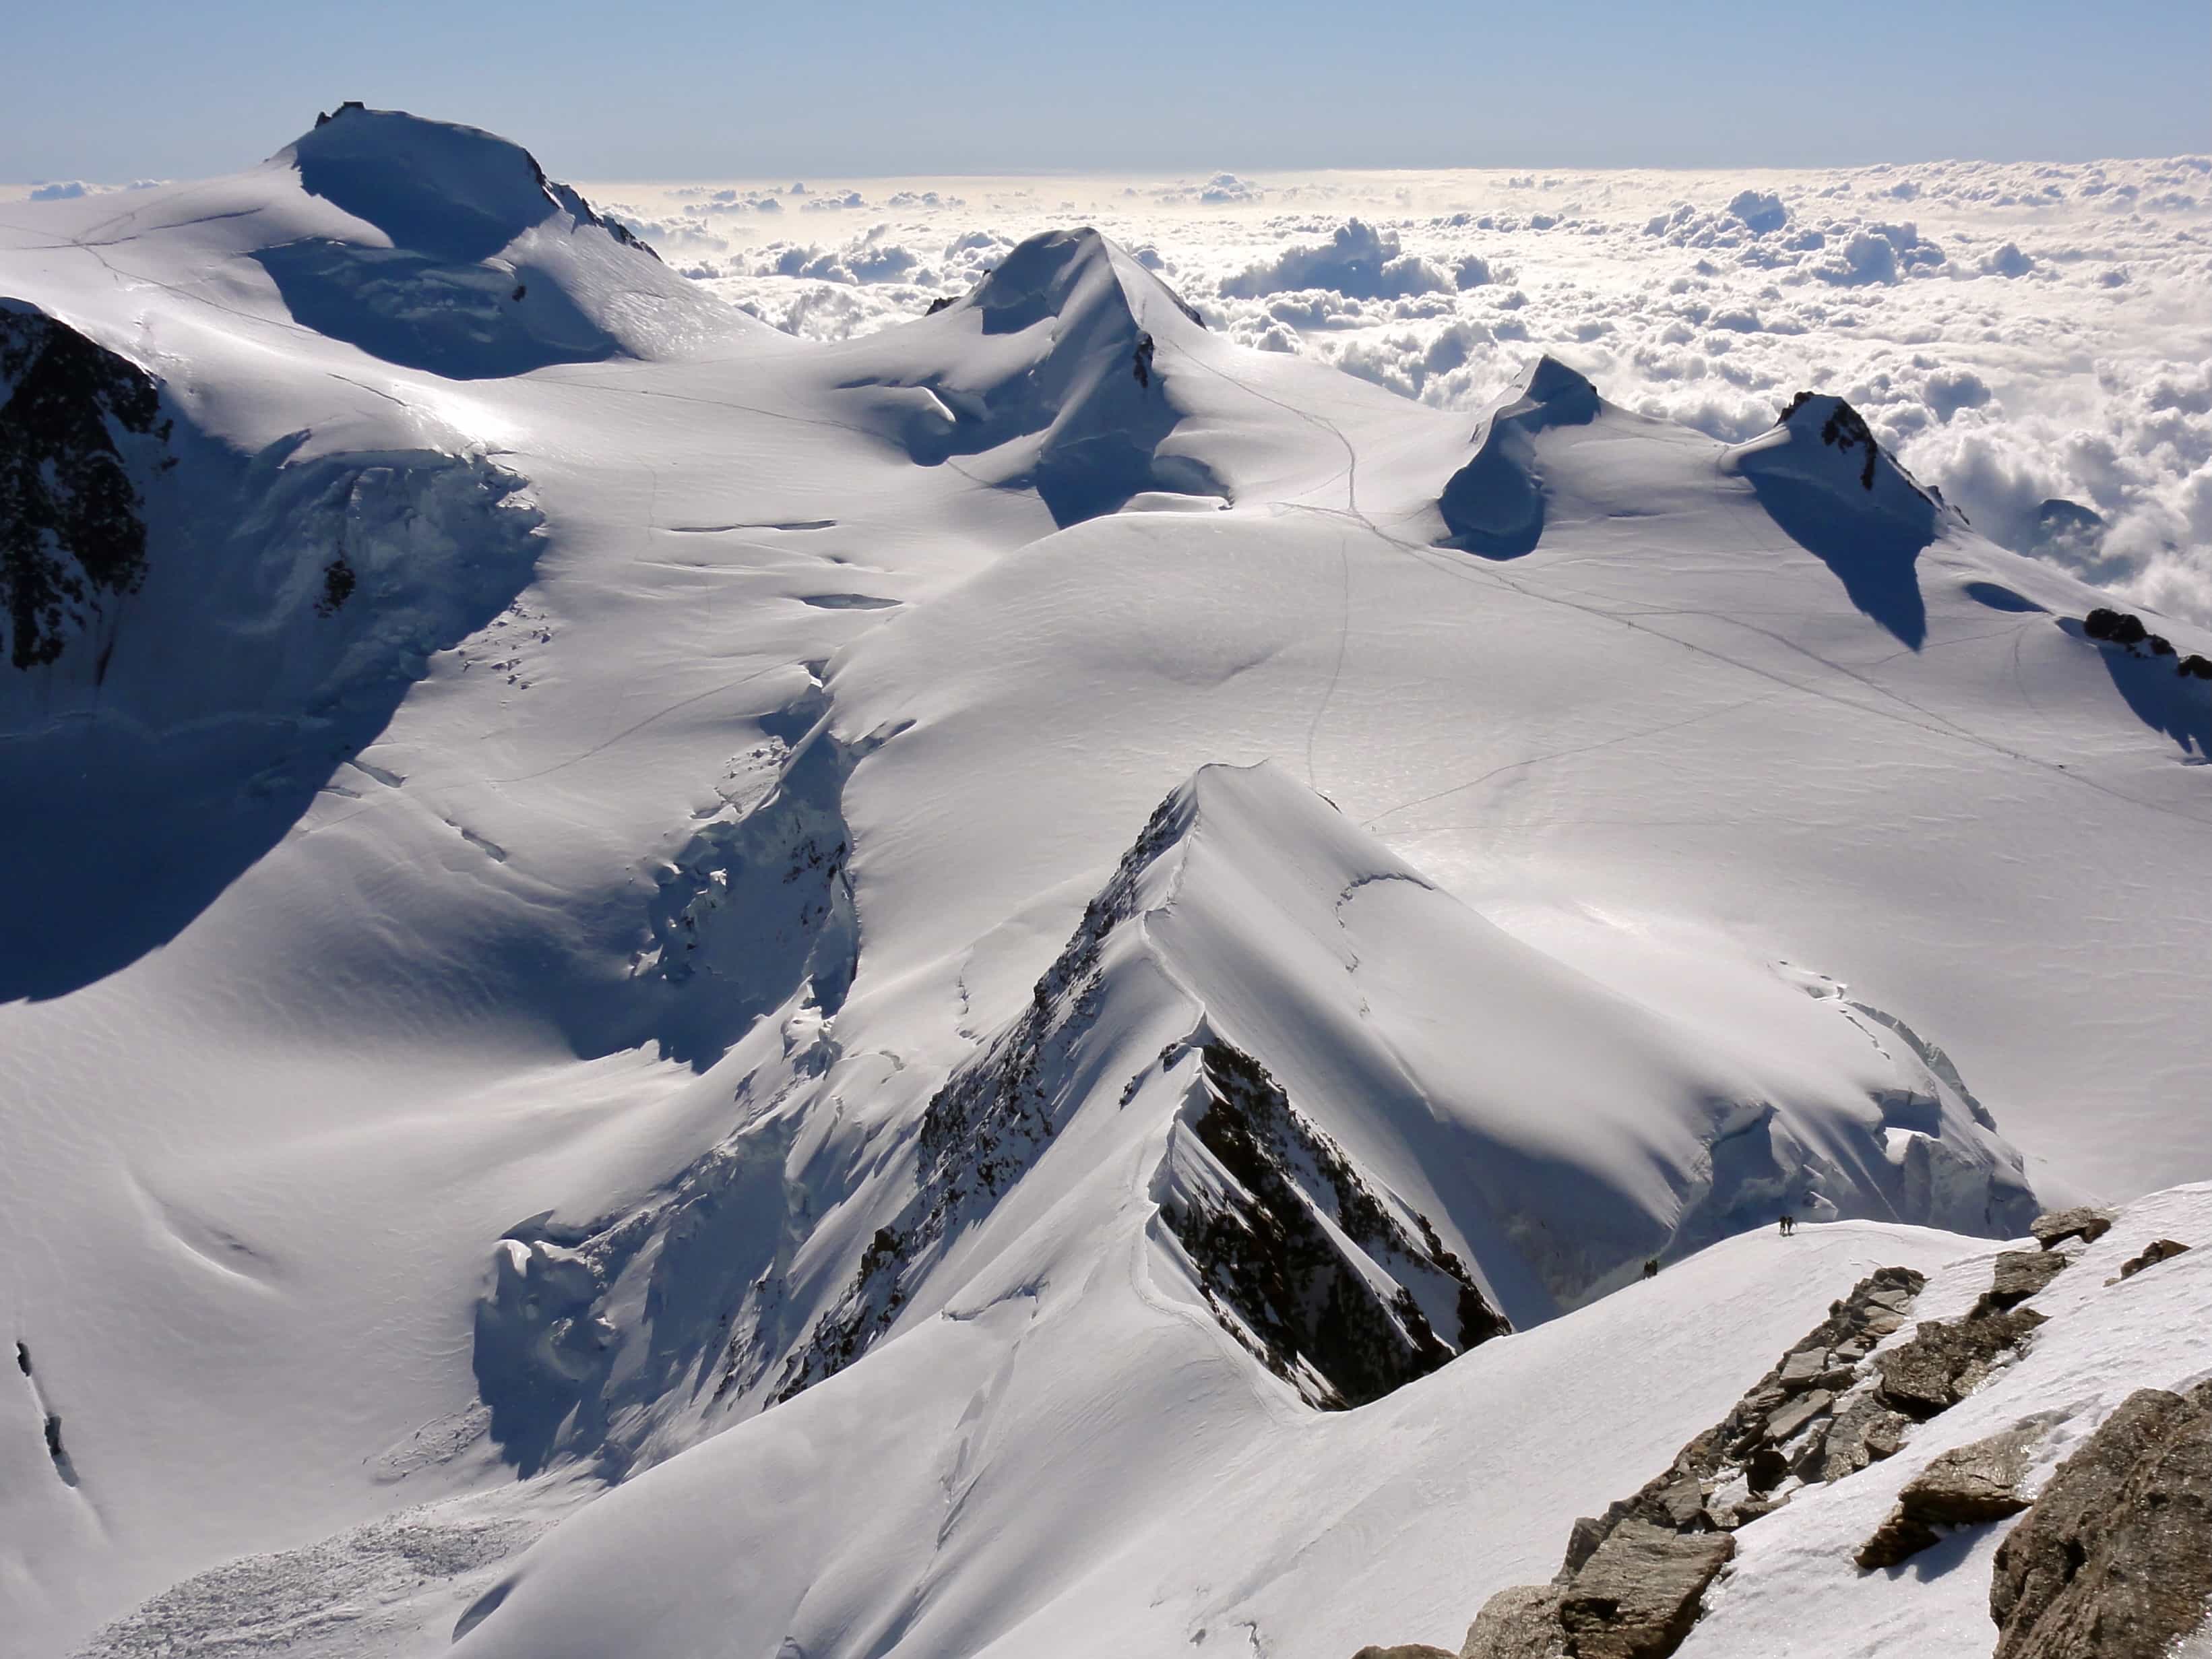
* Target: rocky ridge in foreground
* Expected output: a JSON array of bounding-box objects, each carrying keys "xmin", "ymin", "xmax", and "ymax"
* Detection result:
[{"xmin": 1355, "ymin": 1194, "xmax": 2207, "ymax": 1659}]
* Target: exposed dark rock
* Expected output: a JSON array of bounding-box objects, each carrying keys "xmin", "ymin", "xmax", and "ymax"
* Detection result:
[
  {"xmin": 1132, "ymin": 332, "xmax": 1156, "ymax": 388},
  {"xmin": 1458, "ymin": 1584, "xmax": 1565, "ymax": 1658},
  {"xmin": 1979, "ymin": 1249, "xmax": 2071, "ymax": 1313},
  {"xmin": 2180, "ymin": 654, "xmax": 2212, "ymax": 681},
  {"xmin": 314, "ymin": 553, "xmax": 357, "ymax": 617},
  {"xmin": 1549, "ymin": 1265, "xmax": 1929, "ymax": 1581},
  {"xmin": 1558, "ymin": 1520, "xmax": 1734, "ymax": 1659},
  {"xmin": 1, "ymin": 303, "xmax": 172, "ymax": 669},
  {"xmin": 1778, "ymin": 390, "xmax": 1883, "ymax": 490},
  {"xmin": 1765, "ymin": 1387, "xmax": 1835, "ymax": 1445},
  {"xmin": 1353, "ymin": 1646, "xmax": 1456, "ymax": 1659},
  {"xmin": 1166, "ymin": 1040, "xmax": 1507, "ymax": 1408},
  {"xmin": 924, "ymin": 294, "xmax": 957, "ymax": 315},
  {"xmin": 2112, "ymin": 1239, "xmax": 2190, "ymax": 1283},
  {"xmin": 1858, "ymin": 1425, "xmax": 2040, "ymax": 1568},
  {"xmin": 1819, "ymin": 1394, "xmax": 1911, "ymax": 1482},
  {"xmin": 2030, "ymin": 1208, "xmax": 2114, "ymax": 1251},
  {"xmin": 1744, "ymin": 1443, "xmax": 1791, "ymax": 1495},
  {"xmin": 1990, "ymin": 1382, "xmax": 2212, "ymax": 1659},
  {"xmin": 773, "ymin": 790, "xmax": 1189, "ymax": 1404},
  {"xmin": 1423, "ymin": 1266, "xmax": 1945, "ymax": 1659},
  {"xmin": 1875, "ymin": 1307, "xmax": 2047, "ymax": 1420}
]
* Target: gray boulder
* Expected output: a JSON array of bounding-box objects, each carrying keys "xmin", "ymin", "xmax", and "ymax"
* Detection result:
[
  {"xmin": 2112, "ymin": 1239, "xmax": 2190, "ymax": 1284},
  {"xmin": 1558, "ymin": 1520, "xmax": 1734, "ymax": 1659},
  {"xmin": 1875, "ymin": 1307, "xmax": 2046, "ymax": 1419},
  {"xmin": 1857, "ymin": 1425, "xmax": 2040, "ymax": 1569},
  {"xmin": 1819, "ymin": 1394, "xmax": 1911, "ymax": 1482},
  {"xmin": 1459, "ymin": 1585, "xmax": 1566, "ymax": 1659},
  {"xmin": 1991, "ymin": 1382, "xmax": 2212, "ymax": 1658},
  {"xmin": 2029, "ymin": 1208, "xmax": 2113, "ymax": 1250},
  {"xmin": 1980, "ymin": 1249, "xmax": 2069, "ymax": 1312},
  {"xmin": 1353, "ymin": 1646, "xmax": 1456, "ymax": 1659},
  {"xmin": 1765, "ymin": 1387, "xmax": 1834, "ymax": 1445}
]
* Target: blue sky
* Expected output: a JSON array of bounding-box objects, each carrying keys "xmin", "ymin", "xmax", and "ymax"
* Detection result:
[{"xmin": 6, "ymin": 0, "xmax": 2207, "ymax": 181}]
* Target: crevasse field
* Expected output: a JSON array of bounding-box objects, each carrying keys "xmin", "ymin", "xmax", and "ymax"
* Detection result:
[{"xmin": 2, "ymin": 108, "xmax": 2208, "ymax": 1659}]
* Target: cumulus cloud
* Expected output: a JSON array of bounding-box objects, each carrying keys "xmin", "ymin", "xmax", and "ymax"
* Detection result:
[
  {"xmin": 28, "ymin": 181, "xmax": 90, "ymax": 200},
  {"xmin": 1728, "ymin": 190, "xmax": 1789, "ymax": 234},
  {"xmin": 1221, "ymin": 219, "xmax": 1457, "ymax": 301}
]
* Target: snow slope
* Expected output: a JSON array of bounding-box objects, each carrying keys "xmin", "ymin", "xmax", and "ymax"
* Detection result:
[{"xmin": 2, "ymin": 109, "xmax": 2209, "ymax": 1655}]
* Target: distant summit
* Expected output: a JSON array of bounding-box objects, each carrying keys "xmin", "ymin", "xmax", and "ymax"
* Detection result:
[
  {"xmin": 1437, "ymin": 353, "xmax": 1602, "ymax": 558},
  {"xmin": 1725, "ymin": 392, "xmax": 1951, "ymax": 646},
  {"xmin": 939, "ymin": 226, "xmax": 1205, "ymax": 337},
  {"xmin": 866, "ymin": 227, "xmax": 1226, "ymax": 524},
  {"xmin": 287, "ymin": 102, "xmax": 658, "ymax": 261},
  {"xmin": 253, "ymin": 104, "xmax": 739, "ymax": 377}
]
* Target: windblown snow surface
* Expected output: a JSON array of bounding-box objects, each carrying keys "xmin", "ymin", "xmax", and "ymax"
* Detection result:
[{"xmin": 1, "ymin": 111, "xmax": 2208, "ymax": 1658}]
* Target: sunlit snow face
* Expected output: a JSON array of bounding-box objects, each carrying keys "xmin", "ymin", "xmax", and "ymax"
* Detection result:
[{"xmin": 577, "ymin": 158, "xmax": 2212, "ymax": 623}]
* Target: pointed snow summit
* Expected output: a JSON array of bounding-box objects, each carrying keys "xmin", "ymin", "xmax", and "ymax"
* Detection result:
[
  {"xmin": 1725, "ymin": 392, "xmax": 1946, "ymax": 522},
  {"xmin": 1726, "ymin": 392, "xmax": 1953, "ymax": 646},
  {"xmin": 753, "ymin": 759, "xmax": 2040, "ymax": 1431},
  {"xmin": 1438, "ymin": 354, "xmax": 1600, "ymax": 557},
  {"xmin": 860, "ymin": 227, "xmax": 1225, "ymax": 525},
  {"xmin": 942, "ymin": 225, "xmax": 1206, "ymax": 340}
]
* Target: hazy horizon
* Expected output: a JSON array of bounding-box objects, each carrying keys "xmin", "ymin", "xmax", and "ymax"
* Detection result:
[{"xmin": 5, "ymin": 0, "xmax": 2207, "ymax": 182}]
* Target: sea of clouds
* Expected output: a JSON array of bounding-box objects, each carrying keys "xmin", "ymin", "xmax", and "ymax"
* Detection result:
[{"xmin": 583, "ymin": 156, "xmax": 2212, "ymax": 623}]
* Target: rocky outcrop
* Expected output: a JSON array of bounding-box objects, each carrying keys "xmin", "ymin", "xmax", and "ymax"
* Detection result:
[
  {"xmin": 1353, "ymin": 1646, "xmax": 1456, "ymax": 1659},
  {"xmin": 2111, "ymin": 1239, "xmax": 2189, "ymax": 1283},
  {"xmin": 1445, "ymin": 1241, "xmax": 2075, "ymax": 1654},
  {"xmin": 1872, "ymin": 1305, "xmax": 2047, "ymax": 1419},
  {"xmin": 1818, "ymin": 1393, "xmax": 1911, "ymax": 1482},
  {"xmin": 2081, "ymin": 608, "xmax": 2212, "ymax": 679},
  {"xmin": 1390, "ymin": 1201, "xmax": 2194, "ymax": 1659},
  {"xmin": 2029, "ymin": 1208, "xmax": 2114, "ymax": 1250},
  {"xmin": 1459, "ymin": 1586, "xmax": 1566, "ymax": 1658},
  {"xmin": 1455, "ymin": 1267, "xmax": 1931, "ymax": 1659},
  {"xmin": 1571, "ymin": 1267, "xmax": 1925, "ymax": 1546},
  {"xmin": 1980, "ymin": 1249, "xmax": 2071, "ymax": 1313},
  {"xmin": 1165, "ymin": 1040, "xmax": 1509, "ymax": 1410},
  {"xmin": 1556, "ymin": 1522, "xmax": 1735, "ymax": 1659},
  {"xmin": 1857, "ymin": 1425, "xmax": 2040, "ymax": 1568},
  {"xmin": 1777, "ymin": 392, "xmax": 1882, "ymax": 491},
  {"xmin": 1990, "ymin": 1381, "xmax": 2212, "ymax": 1658},
  {"xmin": 1, "ymin": 302, "xmax": 172, "ymax": 670}
]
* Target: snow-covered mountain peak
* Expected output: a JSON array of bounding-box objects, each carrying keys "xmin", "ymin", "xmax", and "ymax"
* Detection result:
[
  {"xmin": 274, "ymin": 103, "xmax": 641, "ymax": 264},
  {"xmin": 1721, "ymin": 389, "xmax": 1959, "ymax": 645},
  {"xmin": 846, "ymin": 225, "xmax": 1226, "ymax": 522},
  {"xmin": 947, "ymin": 225, "xmax": 1205, "ymax": 338},
  {"xmin": 1728, "ymin": 390, "xmax": 1947, "ymax": 515},
  {"xmin": 1504, "ymin": 350, "xmax": 1604, "ymax": 422},
  {"xmin": 1437, "ymin": 352, "xmax": 1605, "ymax": 555}
]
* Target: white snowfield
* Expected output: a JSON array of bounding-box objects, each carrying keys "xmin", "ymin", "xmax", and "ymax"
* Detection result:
[{"xmin": 1, "ymin": 109, "xmax": 2207, "ymax": 1656}]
